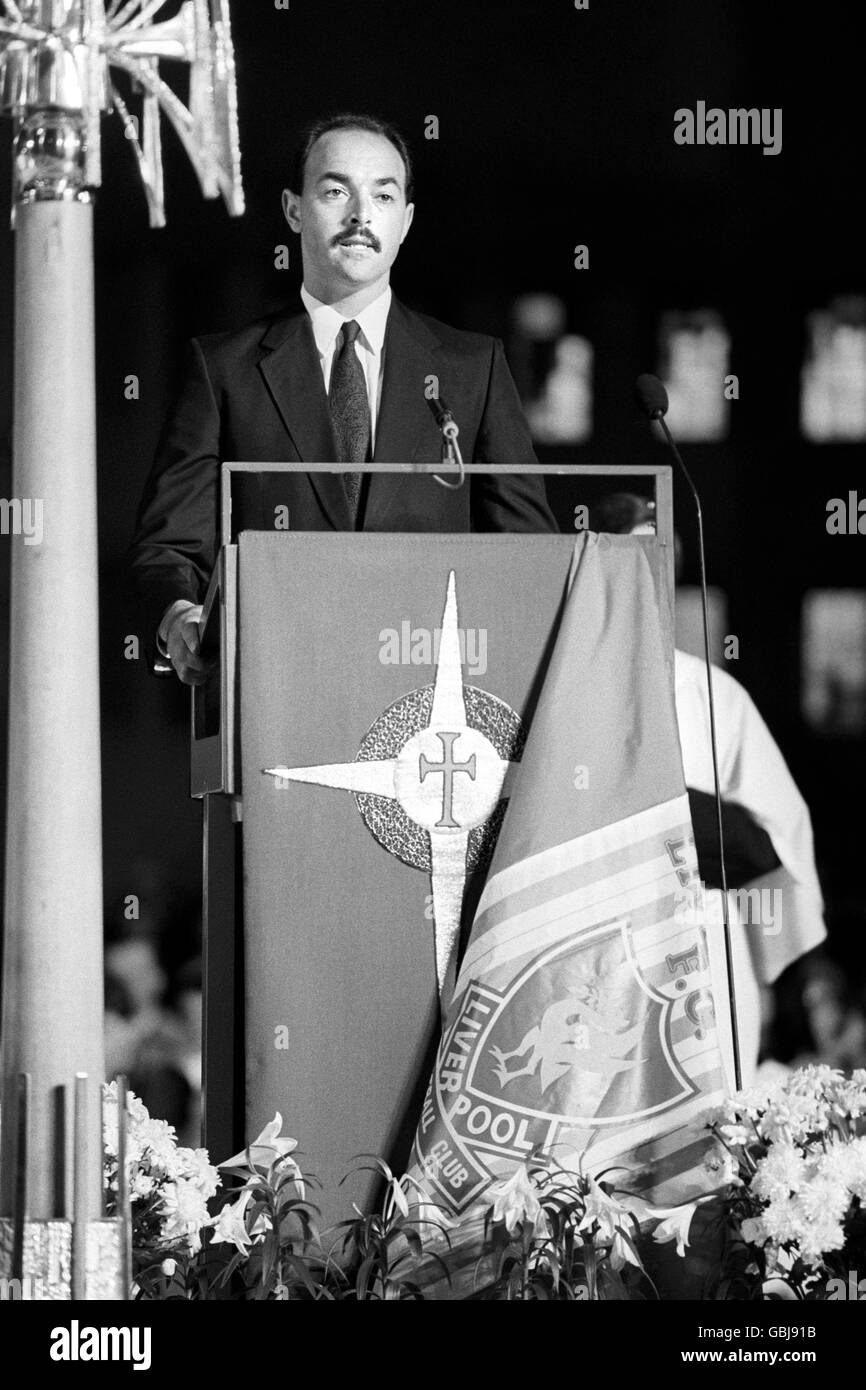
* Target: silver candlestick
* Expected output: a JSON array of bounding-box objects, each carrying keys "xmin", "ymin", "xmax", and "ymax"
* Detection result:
[{"xmin": 0, "ymin": 0, "xmax": 244, "ymax": 226}]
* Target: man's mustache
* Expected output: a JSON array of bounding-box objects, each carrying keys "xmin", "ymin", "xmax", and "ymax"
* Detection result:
[{"xmin": 333, "ymin": 231, "xmax": 381, "ymax": 252}]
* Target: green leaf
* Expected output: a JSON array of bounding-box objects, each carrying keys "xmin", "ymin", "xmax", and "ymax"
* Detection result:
[{"xmin": 356, "ymin": 1252, "xmax": 377, "ymax": 1299}]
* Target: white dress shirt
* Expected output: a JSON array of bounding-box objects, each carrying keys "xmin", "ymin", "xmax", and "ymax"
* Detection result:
[{"xmin": 300, "ymin": 283, "xmax": 391, "ymax": 450}]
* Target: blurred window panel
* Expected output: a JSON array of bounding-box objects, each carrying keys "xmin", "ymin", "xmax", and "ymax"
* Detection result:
[
  {"xmin": 511, "ymin": 294, "xmax": 593, "ymax": 443},
  {"xmin": 659, "ymin": 309, "xmax": 731, "ymax": 441},
  {"xmin": 527, "ymin": 336, "xmax": 593, "ymax": 444},
  {"xmin": 802, "ymin": 590, "xmax": 866, "ymax": 735},
  {"xmin": 675, "ymin": 586, "xmax": 729, "ymax": 664},
  {"xmin": 801, "ymin": 298, "xmax": 866, "ymax": 441}
]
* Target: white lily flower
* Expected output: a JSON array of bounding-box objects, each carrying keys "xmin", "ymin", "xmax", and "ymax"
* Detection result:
[
  {"xmin": 209, "ymin": 1190, "xmax": 272, "ymax": 1257},
  {"xmin": 218, "ymin": 1113, "xmax": 303, "ymax": 1190},
  {"xmin": 651, "ymin": 1202, "xmax": 698, "ymax": 1257},
  {"xmin": 488, "ymin": 1165, "xmax": 549, "ymax": 1237}
]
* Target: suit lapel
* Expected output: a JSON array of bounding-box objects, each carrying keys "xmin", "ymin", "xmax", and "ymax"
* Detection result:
[
  {"xmin": 368, "ymin": 299, "xmax": 442, "ymax": 528},
  {"xmin": 257, "ymin": 311, "xmax": 351, "ymax": 529}
]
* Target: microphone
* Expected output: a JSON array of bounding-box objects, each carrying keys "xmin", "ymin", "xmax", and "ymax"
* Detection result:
[
  {"xmin": 427, "ymin": 394, "xmax": 465, "ymax": 490},
  {"xmin": 635, "ymin": 372, "xmax": 669, "ymax": 421},
  {"xmin": 634, "ymin": 372, "xmax": 742, "ymax": 1091}
]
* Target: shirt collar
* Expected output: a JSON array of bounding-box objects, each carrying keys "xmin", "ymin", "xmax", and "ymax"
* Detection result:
[{"xmin": 300, "ymin": 283, "xmax": 392, "ymax": 357}]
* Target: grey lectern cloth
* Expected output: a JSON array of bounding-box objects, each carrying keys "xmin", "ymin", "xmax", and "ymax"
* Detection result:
[{"xmin": 238, "ymin": 531, "xmax": 665, "ymax": 1233}]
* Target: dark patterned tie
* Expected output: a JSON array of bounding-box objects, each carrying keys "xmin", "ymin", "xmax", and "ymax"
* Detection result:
[{"xmin": 328, "ymin": 319, "xmax": 370, "ymax": 526}]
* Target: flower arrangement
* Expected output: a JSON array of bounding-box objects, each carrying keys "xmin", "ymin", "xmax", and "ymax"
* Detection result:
[
  {"xmin": 99, "ymin": 1066, "xmax": 866, "ymax": 1301},
  {"xmin": 707, "ymin": 1065, "xmax": 866, "ymax": 1299},
  {"xmin": 102, "ymin": 1081, "xmax": 221, "ymax": 1297},
  {"xmin": 102, "ymin": 1089, "xmax": 451, "ymax": 1300}
]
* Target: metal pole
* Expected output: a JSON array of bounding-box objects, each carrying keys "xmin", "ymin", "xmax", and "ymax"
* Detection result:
[
  {"xmin": 0, "ymin": 0, "xmax": 244, "ymax": 1295},
  {"xmin": 0, "ymin": 110, "xmax": 104, "ymax": 1222}
]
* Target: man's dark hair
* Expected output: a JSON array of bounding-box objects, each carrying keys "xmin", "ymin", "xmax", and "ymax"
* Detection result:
[{"xmin": 289, "ymin": 112, "xmax": 415, "ymax": 202}]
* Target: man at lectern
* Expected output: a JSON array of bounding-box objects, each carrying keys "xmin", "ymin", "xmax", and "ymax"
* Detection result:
[{"xmin": 127, "ymin": 112, "xmax": 556, "ymax": 684}]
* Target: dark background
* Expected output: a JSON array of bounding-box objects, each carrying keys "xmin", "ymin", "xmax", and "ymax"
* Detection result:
[{"xmin": 0, "ymin": 1, "xmax": 862, "ymax": 990}]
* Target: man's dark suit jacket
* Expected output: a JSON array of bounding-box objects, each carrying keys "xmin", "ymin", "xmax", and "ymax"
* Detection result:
[{"xmin": 127, "ymin": 294, "xmax": 557, "ymax": 641}]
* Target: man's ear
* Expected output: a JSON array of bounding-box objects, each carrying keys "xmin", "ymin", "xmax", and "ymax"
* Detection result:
[
  {"xmin": 282, "ymin": 188, "xmax": 302, "ymax": 232},
  {"xmin": 400, "ymin": 201, "xmax": 415, "ymax": 245}
]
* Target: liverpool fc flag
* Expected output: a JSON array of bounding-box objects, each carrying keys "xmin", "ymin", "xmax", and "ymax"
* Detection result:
[{"xmin": 407, "ymin": 532, "xmax": 730, "ymax": 1233}]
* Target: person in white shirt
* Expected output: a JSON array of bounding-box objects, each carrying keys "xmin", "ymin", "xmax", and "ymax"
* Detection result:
[{"xmin": 593, "ymin": 492, "xmax": 827, "ymax": 1085}]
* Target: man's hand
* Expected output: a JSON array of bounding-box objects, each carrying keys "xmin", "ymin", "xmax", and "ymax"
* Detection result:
[{"xmin": 161, "ymin": 602, "xmax": 215, "ymax": 686}]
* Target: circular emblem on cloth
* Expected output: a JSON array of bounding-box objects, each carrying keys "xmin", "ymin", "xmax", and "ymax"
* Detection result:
[{"xmin": 354, "ymin": 683, "xmax": 525, "ymax": 872}]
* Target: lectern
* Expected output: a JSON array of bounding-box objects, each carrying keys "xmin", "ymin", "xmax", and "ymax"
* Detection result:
[{"xmin": 192, "ymin": 463, "xmax": 675, "ymax": 1226}]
